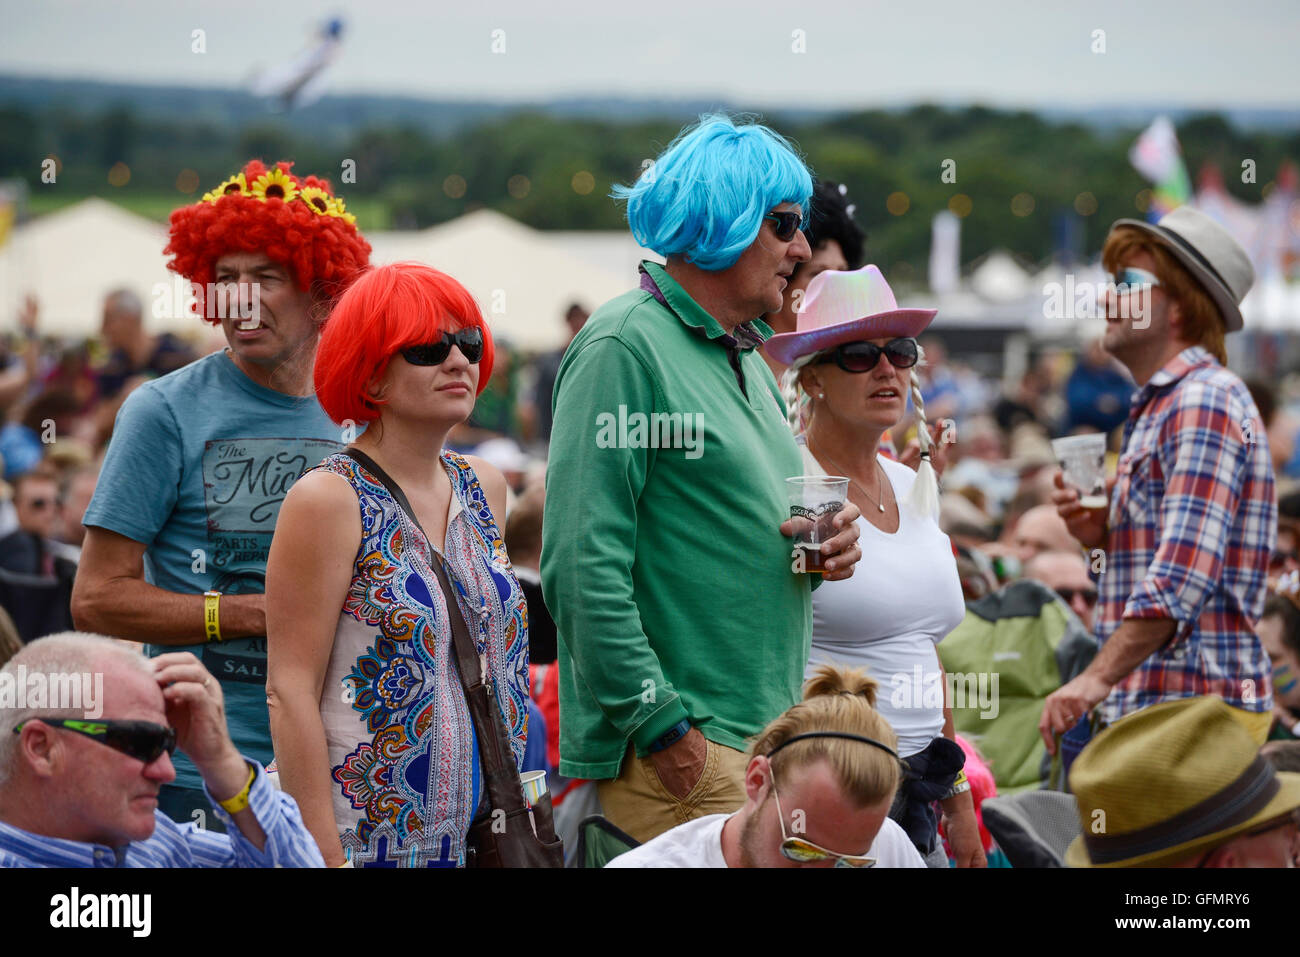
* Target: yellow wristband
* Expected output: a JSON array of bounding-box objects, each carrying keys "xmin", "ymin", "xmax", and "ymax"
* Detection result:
[
  {"xmin": 203, "ymin": 590, "xmax": 222, "ymax": 643},
  {"xmin": 218, "ymin": 762, "xmax": 257, "ymax": 815}
]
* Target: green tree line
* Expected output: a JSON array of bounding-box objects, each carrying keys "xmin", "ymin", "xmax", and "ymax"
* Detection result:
[{"xmin": 1, "ymin": 102, "xmax": 1296, "ymax": 277}]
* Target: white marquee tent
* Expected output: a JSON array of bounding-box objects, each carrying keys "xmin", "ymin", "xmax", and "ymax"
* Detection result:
[
  {"xmin": 0, "ymin": 200, "xmax": 653, "ymax": 351},
  {"xmin": 0, "ymin": 198, "xmax": 187, "ymax": 338}
]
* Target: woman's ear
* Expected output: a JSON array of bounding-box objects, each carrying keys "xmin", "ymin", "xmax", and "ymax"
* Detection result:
[
  {"xmin": 363, "ymin": 372, "xmax": 387, "ymax": 406},
  {"xmin": 798, "ymin": 365, "xmax": 823, "ymax": 397}
]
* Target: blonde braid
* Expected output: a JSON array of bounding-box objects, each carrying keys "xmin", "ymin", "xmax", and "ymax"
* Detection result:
[
  {"xmin": 906, "ymin": 346, "xmax": 941, "ymax": 519},
  {"xmin": 781, "ymin": 354, "xmax": 817, "ymax": 437}
]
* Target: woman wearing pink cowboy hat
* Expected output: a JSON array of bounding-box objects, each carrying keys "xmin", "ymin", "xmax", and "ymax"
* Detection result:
[{"xmin": 764, "ymin": 265, "xmax": 986, "ymax": 868}]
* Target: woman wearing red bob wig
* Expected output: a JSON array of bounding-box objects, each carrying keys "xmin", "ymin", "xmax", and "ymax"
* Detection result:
[{"xmin": 265, "ymin": 262, "xmax": 529, "ymax": 867}]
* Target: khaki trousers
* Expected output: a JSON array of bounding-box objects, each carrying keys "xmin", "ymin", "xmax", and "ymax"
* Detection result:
[{"xmin": 597, "ymin": 739, "xmax": 748, "ymax": 844}]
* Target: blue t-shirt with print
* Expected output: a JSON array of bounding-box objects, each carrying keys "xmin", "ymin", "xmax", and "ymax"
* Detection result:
[{"xmin": 84, "ymin": 350, "xmax": 344, "ymax": 791}]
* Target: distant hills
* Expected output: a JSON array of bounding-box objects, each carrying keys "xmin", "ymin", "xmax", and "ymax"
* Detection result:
[{"xmin": 3, "ymin": 74, "xmax": 1298, "ymax": 139}]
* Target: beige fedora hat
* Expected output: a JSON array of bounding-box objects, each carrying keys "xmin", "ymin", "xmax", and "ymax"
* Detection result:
[
  {"xmin": 1110, "ymin": 206, "xmax": 1255, "ymax": 333},
  {"xmin": 1066, "ymin": 695, "xmax": 1300, "ymax": 867}
]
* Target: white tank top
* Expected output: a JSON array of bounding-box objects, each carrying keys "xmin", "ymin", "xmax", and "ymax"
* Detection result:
[{"xmin": 799, "ymin": 441, "xmax": 967, "ymax": 757}]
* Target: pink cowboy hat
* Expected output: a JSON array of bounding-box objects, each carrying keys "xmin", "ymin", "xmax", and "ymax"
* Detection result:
[{"xmin": 763, "ymin": 264, "xmax": 937, "ymax": 366}]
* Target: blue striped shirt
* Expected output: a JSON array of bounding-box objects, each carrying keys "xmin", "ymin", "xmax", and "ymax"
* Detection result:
[{"xmin": 0, "ymin": 762, "xmax": 325, "ymax": 868}]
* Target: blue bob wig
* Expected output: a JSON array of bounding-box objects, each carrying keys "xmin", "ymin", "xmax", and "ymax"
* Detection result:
[{"xmin": 612, "ymin": 114, "xmax": 814, "ymax": 272}]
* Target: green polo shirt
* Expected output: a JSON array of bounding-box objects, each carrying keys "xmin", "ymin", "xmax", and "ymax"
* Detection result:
[{"xmin": 541, "ymin": 261, "xmax": 814, "ymax": 779}]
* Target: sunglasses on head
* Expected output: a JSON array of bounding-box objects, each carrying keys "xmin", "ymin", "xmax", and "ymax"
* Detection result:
[
  {"xmin": 764, "ymin": 210, "xmax": 804, "ymax": 242},
  {"xmin": 399, "ymin": 327, "xmax": 484, "ymax": 366},
  {"xmin": 814, "ymin": 337, "xmax": 919, "ymax": 373},
  {"xmin": 14, "ymin": 718, "xmax": 177, "ymax": 764}
]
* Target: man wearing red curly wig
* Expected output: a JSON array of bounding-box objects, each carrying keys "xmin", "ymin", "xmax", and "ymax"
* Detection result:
[{"xmin": 73, "ymin": 160, "xmax": 371, "ymax": 828}]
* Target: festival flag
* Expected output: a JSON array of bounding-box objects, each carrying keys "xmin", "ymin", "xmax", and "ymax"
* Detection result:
[
  {"xmin": 929, "ymin": 211, "xmax": 961, "ymax": 294},
  {"xmin": 1129, "ymin": 115, "xmax": 1191, "ymax": 221}
]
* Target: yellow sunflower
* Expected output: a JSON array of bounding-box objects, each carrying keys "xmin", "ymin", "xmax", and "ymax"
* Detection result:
[
  {"xmin": 202, "ymin": 172, "xmax": 248, "ymax": 204},
  {"xmin": 250, "ymin": 168, "xmax": 299, "ymax": 203},
  {"xmin": 322, "ymin": 197, "xmax": 356, "ymax": 225},
  {"xmin": 297, "ymin": 185, "xmax": 335, "ymax": 216}
]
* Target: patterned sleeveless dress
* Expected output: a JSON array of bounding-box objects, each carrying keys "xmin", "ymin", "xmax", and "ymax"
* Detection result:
[{"xmin": 311, "ymin": 450, "xmax": 529, "ymax": 867}]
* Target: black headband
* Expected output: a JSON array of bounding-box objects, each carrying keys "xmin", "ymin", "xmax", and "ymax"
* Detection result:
[{"xmin": 766, "ymin": 731, "xmax": 899, "ymax": 761}]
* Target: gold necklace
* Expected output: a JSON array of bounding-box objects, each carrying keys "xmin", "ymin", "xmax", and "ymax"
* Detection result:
[{"xmin": 809, "ymin": 437, "xmax": 889, "ymax": 514}]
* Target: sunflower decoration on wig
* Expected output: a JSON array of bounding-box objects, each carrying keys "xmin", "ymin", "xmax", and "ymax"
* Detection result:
[{"xmin": 167, "ymin": 158, "xmax": 370, "ymax": 322}]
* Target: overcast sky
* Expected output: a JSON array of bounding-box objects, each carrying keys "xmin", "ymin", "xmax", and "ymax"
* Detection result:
[{"xmin": 2, "ymin": 0, "xmax": 1297, "ymax": 109}]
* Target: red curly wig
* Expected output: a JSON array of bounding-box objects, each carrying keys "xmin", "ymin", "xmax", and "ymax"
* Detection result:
[
  {"xmin": 314, "ymin": 262, "xmax": 496, "ymax": 426},
  {"xmin": 164, "ymin": 159, "xmax": 371, "ymax": 323}
]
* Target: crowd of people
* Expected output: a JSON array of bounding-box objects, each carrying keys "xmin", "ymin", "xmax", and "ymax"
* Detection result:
[{"xmin": 1, "ymin": 114, "xmax": 1298, "ymax": 869}]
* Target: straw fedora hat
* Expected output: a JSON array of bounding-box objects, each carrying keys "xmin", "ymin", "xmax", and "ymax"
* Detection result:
[
  {"xmin": 1110, "ymin": 206, "xmax": 1255, "ymax": 333},
  {"xmin": 762, "ymin": 264, "xmax": 936, "ymax": 366},
  {"xmin": 1065, "ymin": 695, "xmax": 1300, "ymax": 867}
]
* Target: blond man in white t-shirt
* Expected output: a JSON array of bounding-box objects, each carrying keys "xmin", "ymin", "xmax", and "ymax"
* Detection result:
[{"xmin": 608, "ymin": 665, "xmax": 924, "ymax": 868}]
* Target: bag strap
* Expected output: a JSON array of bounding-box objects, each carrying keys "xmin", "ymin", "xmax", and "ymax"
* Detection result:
[{"xmin": 341, "ymin": 448, "xmax": 525, "ymax": 812}]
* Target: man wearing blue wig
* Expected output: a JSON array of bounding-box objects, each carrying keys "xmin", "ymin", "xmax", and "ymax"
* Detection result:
[{"xmin": 542, "ymin": 114, "xmax": 864, "ymax": 842}]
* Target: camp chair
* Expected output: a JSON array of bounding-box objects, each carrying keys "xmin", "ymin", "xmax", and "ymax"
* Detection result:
[
  {"xmin": 980, "ymin": 791, "xmax": 1081, "ymax": 868},
  {"xmin": 576, "ymin": 815, "xmax": 640, "ymax": 868}
]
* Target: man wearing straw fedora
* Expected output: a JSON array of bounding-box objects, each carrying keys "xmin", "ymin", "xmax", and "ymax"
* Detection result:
[
  {"xmin": 1046, "ymin": 207, "xmax": 1276, "ymax": 750},
  {"xmin": 1067, "ymin": 695, "xmax": 1300, "ymax": 867}
]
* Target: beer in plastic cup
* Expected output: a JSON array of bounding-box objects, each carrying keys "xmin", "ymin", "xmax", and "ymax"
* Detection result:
[
  {"xmin": 786, "ymin": 476, "xmax": 849, "ymax": 574},
  {"xmin": 1051, "ymin": 434, "xmax": 1108, "ymax": 509}
]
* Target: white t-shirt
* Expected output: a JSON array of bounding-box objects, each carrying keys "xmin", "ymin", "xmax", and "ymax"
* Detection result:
[
  {"xmin": 605, "ymin": 812, "xmax": 924, "ymax": 868},
  {"xmin": 800, "ymin": 443, "xmax": 967, "ymax": 757}
]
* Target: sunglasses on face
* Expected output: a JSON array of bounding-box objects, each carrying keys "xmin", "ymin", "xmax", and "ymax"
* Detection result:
[
  {"xmin": 768, "ymin": 768, "xmax": 875, "ymax": 868},
  {"xmin": 763, "ymin": 210, "xmax": 804, "ymax": 242},
  {"xmin": 399, "ymin": 327, "xmax": 484, "ymax": 366},
  {"xmin": 14, "ymin": 718, "xmax": 177, "ymax": 764},
  {"xmin": 1056, "ymin": 587, "xmax": 1098, "ymax": 607},
  {"xmin": 1111, "ymin": 267, "xmax": 1161, "ymax": 290},
  {"xmin": 815, "ymin": 337, "xmax": 919, "ymax": 374},
  {"xmin": 1271, "ymin": 549, "xmax": 1299, "ymax": 570}
]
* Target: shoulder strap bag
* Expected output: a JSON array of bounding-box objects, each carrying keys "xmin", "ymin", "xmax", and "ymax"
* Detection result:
[{"xmin": 342, "ymin": 448, "xmax": 563, "ymax": 868}]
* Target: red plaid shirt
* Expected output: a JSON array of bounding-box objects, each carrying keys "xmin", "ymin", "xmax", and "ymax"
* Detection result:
[{"xmin": 1097, "ymin": 346, "xmax": 1276, "ymax": 723}]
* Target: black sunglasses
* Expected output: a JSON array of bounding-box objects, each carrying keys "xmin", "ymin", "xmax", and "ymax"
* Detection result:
[
  {"xmin": 13, "ymin": 718, "xmax": 177, "ymax": 764},
  {"xmin": 815, "ymin": 337, "xmax": 919, "ymax": 373},
  {"xmin": 764, "ymin": 210, "xmax": 803, "ymax": 242},
  {"xmin": 1056, "ymin": 587, "xmax": 1098, "ymax": 607},
  {"xmin": 400, "ymin": 327, "xmax": 484, "ymax": 366}
]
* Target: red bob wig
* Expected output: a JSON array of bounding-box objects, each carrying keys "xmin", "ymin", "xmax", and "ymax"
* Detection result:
[
  {"xmin": 314, "ymin": 262, "xmax": 496, "ymax": 425},
  {"xmin": 164, "ymin": 159, "xmax": 371, "ymax": 322}
]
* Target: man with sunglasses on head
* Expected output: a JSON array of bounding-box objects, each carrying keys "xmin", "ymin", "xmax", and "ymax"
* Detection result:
[
  {"xmin": 1044, "ymin": 206, "xmax": 1276, "ymax": 752},
  {"xmin": 0, "ymin": 633, "xmax": 323, "ymax": 866},
  {"xmin": 608, "ymin": 665, "xmax": 922, "ymax": 867},
  {"xmin": 543, "ymin": 115, "xmax": 863, "ymax": 844},
  {"xmin": 73, "ymin": 161, "xmax": 371, "ymax": 831}
]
